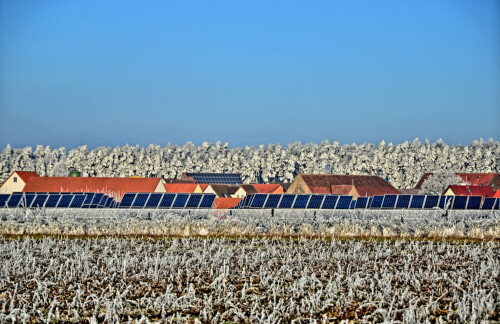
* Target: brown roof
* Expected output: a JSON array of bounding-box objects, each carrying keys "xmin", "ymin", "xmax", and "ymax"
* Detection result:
[
  {"xmin": 239, "ymin": 184, "xmax": 258, "ymax": 195},
  {"xmin": 209, "ymin": 184, "xmax": 240, "ymax": 197},
  {"xmin": 398, "ymin": 188, "xmax": 421, "ymax": 195},
  {"xmin": 331, "ymin": 185, "xmax": 354, "ymax": 195},
  {"xmin": 164, "ymin": 183, "xmax": 198, "ymax": 193},
  {"xmin": 23, "ymin": 177, "xmax": 163, "ymax": 199},
  {"xmin": 415, "ymin": 173, "xmax": 500, "ymax": 189},
  {"xmin": 299, "ymin": 174, "xmax": 400, "ymax": 196}
]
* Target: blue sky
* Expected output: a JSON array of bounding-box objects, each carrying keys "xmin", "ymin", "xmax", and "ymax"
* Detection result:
[{"xmin": 1, "ymin": 0, "xmax": 498, "ymax": 149}]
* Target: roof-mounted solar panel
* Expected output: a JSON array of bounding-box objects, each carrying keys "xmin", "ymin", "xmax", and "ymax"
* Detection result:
[
  {"xmin": 307, "ymin": 195, "xmax": 324, "ymax": 209},
  {"xmin": 370, "ymin": 196, "xmax": 384, "ymax": 208},
  {"xmin": 355, "ymin": 197, "xmax": 369, "ymax": 209},
  {"xmin": 452, "ymin": 196, "xmax": 468, "ymax": 209},
  {"xmin": 293, "ymin": 195, "xmax": 310, "ymax": 209},
  {"xmin": 250, "ymin": 194, "xmax": 267, "ymax": 208},
  {"xmin": 424, "ymin": 196, "xmax": 439, "ymax": 209},
  {"xmin": 264, "ymin": 194, "xmax": 282, "ymax": 208},
  {"xmin": 336, "ymin": 196, "xmax": 352, "ymax": 209},
  {"xmin": 199, "ymin": 194, "xmax": 216, "ymax": 208},
  {"xmin": 321, "ymin": 195, "xmax": 339, "ymax": 209},
  {"xmin": 481, "ymin": 197, "xmax": 495, "ymax": 210},
  {"xmin": 118, "ymin": 193, "xmax": 136, "ymax": 208},
  {"xmin": 395, "ymin": 195, "xmax": 411, "ymax": 209},
  {"xmin": 70, "ymin": 194, "xmax": 86, "ymax": 208},
  {"xmin": 466, "ymin": 196, "xmax": 482, "ymax": 210},
  {"xmin": 409, "ymin": 195, "xmax": 425, "ymax": 209},
  {"xmin": 184, "ymin": 173, "xmax": 243, "ymax": 184},
  {"xmin": 172, "ymin": 194, "xmax": 189, "ymax": 208},
  {"xmin": 382, "ymin": 195, "xmax": 397, "ymax": 208},
  {"xmin": 278, "ymin": 195, "xmax": 295, "ymax": 209},
  {"xmin": 439, "ymin": 196, "xmax": 454, "ymax": 209}
]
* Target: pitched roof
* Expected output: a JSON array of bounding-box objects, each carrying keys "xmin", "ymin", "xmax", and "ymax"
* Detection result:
[
  {"xmin": 163, "ymin": 178, "xmax": 197, "ymax": 184},
  {"xmin": 446, "ymin": 185, "xmax": 496, "ymax": 198},
  {"xmin": 208, "ymin": 184, "xmax": 240, "ymax": 197},
  {"xmin": 299, "ymin": 174, "xmax": 400, "ymax": 196},
  {"xmin": 415, "ymin": 173, "xmax": 500, "ymax": 189},
  {"xmin": 252, "ymin": 184, "xmax": 282, "ymax": 193},
  {"xmin": 198, "ymin": 183, "xmax": 209, "ymax": 191},
  {"xmin": 1, "ymin": 171, "xmax": 39, "ymax": 187},
  {"xmin": 494, "ymin": 190, "xmax": 500, "ymax": 198},
  {"xmin": 330, "ymin": 185, "xmax": 355, "ymax": 195},
  {"xmin": 213, "ymin": 197, "xmax": 242, "ymax": 209},
  {"xmin": 239, "ymin": 184, "xmax": 258, "ymax": 195},
  {"xmin": 164, "ymin": 183, "xmax": 199, "ymax": 193},
  {"xmin": 23, "ymin": 177, "xmax": 163, "ymax": 199}
]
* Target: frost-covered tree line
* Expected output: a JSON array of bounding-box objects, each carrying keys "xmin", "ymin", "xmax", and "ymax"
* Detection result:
[{"xmin": 0, "ymin": 138, "xmax": 498, "ymax": 189}]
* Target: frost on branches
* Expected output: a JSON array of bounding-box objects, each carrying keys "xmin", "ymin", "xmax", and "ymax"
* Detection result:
[
  {"xmin": 419, "ymin": 171, "xmax": 464, "ymax": 195},
  {"xmin": 0, "ymin": 138, "xmax": 498, "ymax": 189}
]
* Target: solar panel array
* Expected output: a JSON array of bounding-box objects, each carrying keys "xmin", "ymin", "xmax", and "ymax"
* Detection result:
[
  {"xmin": 0, "ymin": 192, "xmax": 117, "ymax": 209},
  {"xmin": 117, "ymin": 193, "xmax": 216, "ymax": 209},
  {"xmin": 235, "ymin": 194, "xmax": 500, "ymax": 210},
  {"xmin": 184, "ymin": 173, "xmax": 242, "ymax": 184}
]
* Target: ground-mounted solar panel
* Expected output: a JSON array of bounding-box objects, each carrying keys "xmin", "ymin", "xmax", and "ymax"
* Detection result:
[
  {"xmin": 292, "ymin": 195, "xmax": 310, "ymax": 209},
  {"xmin": 466, "ymin": 196, "xmax": 482, "ymax": 210},
  {"xmin": 57, "ymin": 194, "xmax": 74, "ymax": 208},
  {"xmin": 81, "ymin": 193, "xmax": 96, "ymax": 208},
  {"xmin": 409, "ymin": 195, "xmax": 425, "ymax": 209},
  {"xmin": 321, "ymin": 195, "xmax": 339, "ymax": 209},
  {"xmin": 90, "ymin": 193, "xmax": 104, "ymax": 208},
  {"xmin": 19, "ymin": 193, "xmax": 36, "ymax": 208},
  {"xmin": 104, "ymin": 197, "xmax": 114, "ymax": 208},
  {"xmin": 349, "ymin": 200, "xmax": 356, "ymax": 209},
  {"xmin": 118, "ymin": 193, "xmax": 137, "ymax": 208},
  {"xmin": 97, "ymin": 195, "xmax": 108, "ymax": 208},
  {"xmin": 278, "ymin": 195, "xmax": 296, "ymax": 208},
  {"xmin": 45, "ymin": 194, "xmax": 62, "ymax": 208},
  {"xmin": 452, "ymin": 196, "xmax": 468, "ymax": 209},
  {"xmin": 199, "ymin": 194, "xmax": 216, "ymax": 208},
  {"xmin": 439, "ymin": 196, "xmax": 454, "ymax": 209},
  {"xmin": 355, "ymin": 197, "xmax": 369, "ymax": 209},
  {"xmin": 264, "ymin": 194, "xmax": 282, "ymax": 208},
  {"xmin": 186, "ymin": 194, "xmax": 202, "ymax": 208},
  {"xmin": 132, "ymin": 193, "xmax": 150, "ymax": 208},
  {"xmin": 494, "ymin": 198, "xmax": 500, "ymax": 210},
  {"xmin": 370, "ymin": 196, "xmax": 384, "ymax": 209},
  {"xmin": 0, "ymin": 194, "xmax": 10, "ymax": 207},
  {"xmin": 367, "ymin": 197, "xmax": 374, "ymax": 208},
  {"xmin": 32, "ymin": 194, "xmax": 48, "ymax": 208},
  {"xmin": 184, "ymin": 173, "xmax": 243, "ymax": 184},
  {"xmin": 145, "ymin": 193, "xmax": 162, "ymax": 208},
  {"xmin": 336, "ymin": 196, "xmax": 352, "ymax": 209},
  {"xmin": 481, "ymin": 197, "xmax": 496, "ymax": 210},
  {"xmin": 172, "ymin": 194, "xmax": 189, "ymax": 208},
  {"xmin": 307, "ymin": 195, "xmax": 324, "ymax": 209},
  {"xmin": 158, "ymin": 194, "xmax": 176, "ymax": 208},
  {"xmin": 395, "ymin": 195, "xmax": 411, "ymax": 209},
  {"xmin": 424, "ymin": 195, "xmax": 440, "ymax": 209},
  {"xmin": 250, "ymin": 194, "xmax": 268, "ymax": 208},
  {"xmin": 70, "ymin": 194, "xmax": 86, "ymax": 208},
  {"xmin": 382, "ymin": 195, "xmax": 397, "ymax": 208},
  {"xmin": 6, "ymin": 193, "xmax": 23, "ymax": 208}
]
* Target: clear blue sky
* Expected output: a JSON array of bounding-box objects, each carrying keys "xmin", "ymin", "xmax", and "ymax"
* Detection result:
[{"xmin": 1, "ymin": 0, "xmax": 499, "ymax": 149}]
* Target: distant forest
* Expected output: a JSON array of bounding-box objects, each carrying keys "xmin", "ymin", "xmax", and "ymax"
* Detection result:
[{"xmin": 0, "ymin": 139, "xmax": 498, "ymax": 189}]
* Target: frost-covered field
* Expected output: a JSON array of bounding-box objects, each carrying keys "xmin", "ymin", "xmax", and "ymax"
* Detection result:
[
  {"xmin": 0, "ymin": 237, "xmax": 499, "ymax": 322},
  {"xmin": 1, "ymin": 208, "xmax": 499, "ymax": 240}
]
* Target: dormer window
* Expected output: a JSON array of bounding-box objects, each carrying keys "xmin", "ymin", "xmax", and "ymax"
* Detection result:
[{"xmin": 13, "ymin": 177, "xmax": 17, "ymax": 183}]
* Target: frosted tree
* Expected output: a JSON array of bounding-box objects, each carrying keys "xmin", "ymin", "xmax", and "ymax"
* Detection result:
[{"xmin": 419, "ymin": 171, "xmax": 464, "ymax": 195}]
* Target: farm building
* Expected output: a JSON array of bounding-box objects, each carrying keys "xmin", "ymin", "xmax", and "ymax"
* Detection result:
[
  {"xmin": 163, "ymin": 183, "xmax": 207, "ymax": 193},
  {"xmin": 286, "ymin": 174, "xmax": 400, "ymax": 199},
  {"xmin": 415, "ymin": 173, "xmax": 500, "ymax": 191},
  {"xmin": 22, "ymin": 176, "xmax": 166, "ymax": 200},
  {"xmin": 233, "ymin": 184, "xmax": 284, "ymax": 198},
  {"xmin": 0, "ymin": 171, "xmax": 39, "ymax": 194},
  {"xmin": 203, "ymin": 184, "xmax": 240, "ymax": 198},
  {"xmin": 444, "ymin": 185, "xmax": 496, "ymax": 198}
]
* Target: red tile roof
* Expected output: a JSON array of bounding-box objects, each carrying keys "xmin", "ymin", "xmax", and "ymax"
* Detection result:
[
  {"xmin": 1, "ymin": 171, "xmax": 39, "ymax": 187},
  {"xmin": 299, "ymin": 174, "xmax": 400, "ymax": 196},
  {"xmin": 213, "ymin": 197, "xmax": 242, "ymax": 209},
  {"xmin": 446, "ymin": 185, "xmax": 496, "ymax": 198},
  {"xmin": 494, "ymin": 190, "xmax": 500, "ymax": 198},
  {"xmin": 252, "ymin": 184, "xmax": 283, "ymax": 194},
  {"xmin": 164, "ymin": 183, "xmax": 199, "ymax": 193},
  {"xmin": 23, "ymin": 177, "xmax": 163, "ymax": 199},
  {"xmin": 415, "ymin": 173, "xmax": 500, "ymax": 189}
]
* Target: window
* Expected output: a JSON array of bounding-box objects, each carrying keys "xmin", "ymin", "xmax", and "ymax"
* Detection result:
[{"xmin": 13, "ymin": 177, "xmax": 17, "ymax": 183}]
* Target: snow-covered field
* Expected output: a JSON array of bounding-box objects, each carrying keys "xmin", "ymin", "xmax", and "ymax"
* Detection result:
[
  {"xmin": 0, "ymin": 237, "xmax": 498, "ymax": 322},
  {"xmin": 1, "ymin": 208, "xmax": 499, "ymax": 240}
]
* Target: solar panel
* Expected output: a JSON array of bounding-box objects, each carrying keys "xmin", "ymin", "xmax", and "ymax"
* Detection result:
[
  {"xmin": 396, "ymin": 195, "xmax": 411, "ymax": 209},
  {"xmin": 250, "ymin": 194, "xmax": 268, "ymax": 208},
  {"xmin": 409, "ymin": 195, "xmax": 425, "ymax": 209},
  {"xmin": 321, "ymin": 195, "xmax": 339, "ymax": 209},
  {"xmin": 265, "ymin": 194, "xmax": 282, "ymax": 208},
  {"xmin": 45, "ymin": 194, "xmax": 62, "ymax": 208},
  {"xmin": 32, "ymin": 194, "xmax": 48, "ymax": 208},
  {"xmin": 466, "ymin": 196, "xmax": 482, "ymax": 210},
  {"xmin": 349, "ymin": 200, "xmax": 356, "ymax": 209},
  {"xmin": 56, "ymin": 194, "xmax": 74, "ymax": 208},
  {"xmin": 186, "ymin": 194, "xmax": 202, "ymax": 208},
  {"xmin": 20, "ymin": 193, "xmax": 36, "ymax": 208},
  {"xmin": 370, "ymin": 196, "xmax": 384, "ymax": 208},
  {"xmin": 424, "ymin": 196, "xmax": 439, "ymax": 209},
  {"xmin": 145, "ymin": 193, "xmax": 162, "ymax": 208},
  {"xmin": 81, "ymin": 193, "xmax": 95, "ymax": 208},
  {"xmin": 452, "ymin": 196, "xmax": 468, "ymax": 209},
  {"xmin": 172, "ymin": 194, "xmax": 189, "ymax": 208},
  {"xmin": 494, "ymin": 198, "xmax": 500, "ymax": 210},
  {"xmin": 292, "ymin": 195, "xmax": 310, "ymax": 209},
  {"xmin": 355, "ymin": 197, "xmax": 369, "ymax": 209},
  {"xmin": 481, "ymin": 197, "xmax": 495, "ymax": 210},
  {"xmin": 132, "ymin": 193, "xmax": 150, "ymax": 208},
  {"xmin": 6, "ymin": 193, "xmax": 23, "ymax": 208},
  {"xmin": 199, "ymin": 194, "xmax": 216, "ymax": 208},
  {"xmin": 104, "ymin": 197, "xmax": 114, "ymax": 208},
  {"xmin": 119, "ymin": 193, "xmax": 136, "ymax": 208},
  {"xmin": 438, "ymin": 196, "xmax": 454, "ymax": 209},
  {"xmin": 90, "ymin": 193, "xmax": 104, "ymax": 206},
  {"xmin": 336, "ymin": 196, "xmax": 352, "ymax": 209},
  {"xmin": 278, "ymin": 195, "xmax": 295, "ymax": 208},
  {"xmin": 0, "ymin": 194, "xmax": 10, "ymax": 207},
  {"xmin": 70, "ymin": 194, "xmax": 86, "ymax": 208},
  {"xmin": 97, "ymin": 195, "xmax": 108, "ymax": 208},
  {"xmin": 382, "ymin": 195, "xmax": 397, "ymax": 208},
  {"xmin": 184, "ymin": 173, "xmax": 243, "ymax": 184},
  {"xmin": 158, "ymin": 194, "xmax": 176, "ymax": 208},
  {"xmin": 367, "ymin": 197, "xmax": 373, "ymax": 208},
  {"xmin": 307, "ymin": 195, "xmax": 324, "ymax": 209}
]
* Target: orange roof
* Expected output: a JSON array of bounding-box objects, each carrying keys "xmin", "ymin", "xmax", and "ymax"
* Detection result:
[
  {"xmin": 213, "ymin": 197, "xmax": 242, "ymax": 209},
  {"xmin": 252, "ymin": 184, "xmax": 282, "ymax": 194},
  {"xmin": 23, "ymin": 177, "xmax": 163, "ymax": 199},
  {"xmin": 494, "ymin": 190, "xmax": 500, "ymax": 198},
  {"xmin": 2, "ymin": 171, "xmax": 39, "ymax": 186},
  {"xmin": 164, "ymin": 183, "xmax": 199, "ymax": 193},
  {"xmin": 198, "ymin": 183, "xmax": 209, "ymax": 191}
]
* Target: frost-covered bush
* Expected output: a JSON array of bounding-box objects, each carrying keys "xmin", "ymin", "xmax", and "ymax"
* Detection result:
[
  {"xmin": 0, "ymin": 138, "xmax": 498, "ymax": 188},
  {"xmin": 419, "ymin": 171, "xmax": 464, "ymax": 194}
]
